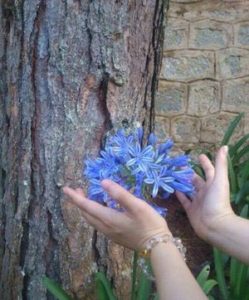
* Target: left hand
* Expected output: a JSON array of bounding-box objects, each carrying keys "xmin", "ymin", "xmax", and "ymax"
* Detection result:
[
  {"xmin": 63, "ymin": 179, "xmax": 171, "ymax": 251},
  {"xmin": 176, "ymin": 146, "xmax": 234, "ymax": 242}
]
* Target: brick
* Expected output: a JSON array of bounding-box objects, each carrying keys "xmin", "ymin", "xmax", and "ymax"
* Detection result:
[
  {"xmin": 234, "ymin": 22, "xmax": 249, "ymax": 48},
  {"xmin": 168, "ymin": 2, "xmax": 249, "ymax": 22},
  {"xmin": 164, "ymin": 19, "xmax": 189, "ymax": 50},
  {"xmin": 155, "ymin": 81, "xmax": 187, "ymax": 116},
  {"xmin": 200, "ymin": 112, "xmax": 244, "ymax": 143},
  {"xmin": 189, "ymin": 20, "xmax": 232, "ymax": 49},
  {"xmin": 171, "ymin": 116, "xmax": 201, "ymax": 143},
  {"xmin": 154, "ymin": 116, "xmax": 171, "ymax": 142},
  {"xmin": 222, "ymin": 77, "xmax": 249, "ymax": 112},
  {"xmin": 171, "ymin": 0, "xmax": 201, "ymax": 2},
  {"xmin": 160, "ymin": 50, "xmax": 214, "ymax": 82},
  {"xmin": 188, "ymin": 80, "xmax": 220, "ymax": 116},
  {"xmin": 216, "ymin": 48, "xmax": 249, "ymax": 80}
]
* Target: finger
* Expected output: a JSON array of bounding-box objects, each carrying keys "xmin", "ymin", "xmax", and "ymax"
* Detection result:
[
  {"xmin": 101, "ymin": 179, "xmax": 145, "ymax": 215},
  {"xmin": 199, "ymin": 154, "xmax": 215, "ymax": 181},
  {"xmin": 81, "ymin": 211, "xmax": 109, "ymax": 234},
  {"xmin": 63, "ymin": 186, "xmax": 119, "ymax": 222},
  {"xmin": 192, "ymin": 173, "xmax": 205, "ymax": 190},
  {"xmin": 214, "ymin": 146, "xmax": 228, "ymax": 182},
  {"xmin": 75, "ymin": 188, "xmax": 85, "ymax": 196},
  {"xmin": 66, "ymin": 193, "xmax": 105, "ymax": 229},
  {"xmin": 175, "ymin": 191, "xmax": 191, "ymax": 212}
]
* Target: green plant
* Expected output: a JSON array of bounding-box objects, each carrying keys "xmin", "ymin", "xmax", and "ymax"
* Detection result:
[
  {"xmin": 94, "ymin": 253, "xmax": 158, "ymax": 300},
  {"xmin": 196, "ymin": 264, "xmax": 217, "ymax": 300},
  {"xmin": 94, "ymin": 272, "xmax": 116, "ymax": 300},
  {"xmin": 43, "ymin": 277, "xmax": 73, "ymax": 300}
]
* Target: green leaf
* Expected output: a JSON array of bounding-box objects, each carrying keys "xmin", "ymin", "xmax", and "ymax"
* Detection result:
[
  {"xmin": 230, "ymin": 257, "xmax": 239, "ymax": 291},
  {"xmin": 95, "ymin": 272, "xmax": 117, "ymax": 300},
  {"xmin": 235, "ymin": 144, "xmax": 249, "ymax": 164},
  {"xmin": 131, "ymin": 251, "xmax": 138, "ymax": 300},
  {"xmin": 235, "ymin": 264, "xmax": 249, "ymax": 298},
  {"xmin": 221, "ymin": 113, "xmax": 244, "ymax": 146},
  {"xmin": 42, "ymin": 277, "xmax": 73, "ymax": 300},
  {"xmin": 213, "ymin": 248, "xmax": 229, "ymax": 300},
  {"xmin": 238, "ymin": 160, "xmax": 249, "ymax": 185},
  {"xmin": 192, "ymin": 162, "xmax": 205, "ymax": 179},
  {"xmin": 235, "ymin": 182, "xmax": 249, "ymax": 205},
  {"xmin": 240, "ymin": 204, "xmax": 249, "ymax": 218},
  {"xmin": 152, "ymin": 294, "xmax": 159, "ymax": 300},
  {"xmin": 203, "ymin": 279, "xmax": 218, "ymax": 295},
  {"xmin": 136, "ymin": 269, "xmax": 153, "ymax": 300},
  {"xmin": 196, "ymin": 265, "xmax": 210, "ymax": 288},
  {"xmin": 229, "ymin": 133, "xmax": 249, "ymax": 158},
  {"xmin": 227, "ymin": 153, "xmax": 237, "ymax": 195}
]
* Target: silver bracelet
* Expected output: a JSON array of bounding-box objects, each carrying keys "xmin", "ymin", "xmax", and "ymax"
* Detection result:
[
  {"xmin": 138, "ymin": 234, "xmax": 186, "ymax": 261},
  {"xmin": 137, "ymin": 234, "xmax": 187, "ymax": 281}
]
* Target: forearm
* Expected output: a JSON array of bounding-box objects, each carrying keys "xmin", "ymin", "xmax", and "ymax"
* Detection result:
[
  {"xmin": 150, "ymin": 242, "xmax": 207, "ymax": 300},
  {"xmin": 206, "ymin": 214, "xmax": 249, "ymax": 264}
]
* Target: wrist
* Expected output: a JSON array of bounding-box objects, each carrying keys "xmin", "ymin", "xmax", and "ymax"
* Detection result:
[
  {"xmin": 204, "ymin": 212, "xmax": 237, "ymax": 244},
  {"xmin": 139, "ymin": 233, "xmax": 186, "ymax": 261},
  {"xmin": 138, "ymin": 226, "xmax": 172, "ymax": 251}
]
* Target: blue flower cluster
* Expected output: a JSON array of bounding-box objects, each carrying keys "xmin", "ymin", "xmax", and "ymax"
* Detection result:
[{"xmin": 83, "ymin": 128, "xmax": 194, "ymax": 216}]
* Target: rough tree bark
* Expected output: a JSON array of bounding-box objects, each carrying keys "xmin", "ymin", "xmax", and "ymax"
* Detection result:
[{"xmin": 0, "ymin": 0, "xmax": 167, "ymax": 299}]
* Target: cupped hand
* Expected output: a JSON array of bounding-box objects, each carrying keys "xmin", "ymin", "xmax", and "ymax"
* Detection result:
[
  {"xmin": 176, "ymin": 146, "xmax": 235, "ymax": 242},
  {"xmin": 63, "ymin": 179, "xmax": 171, "ymax": 251}
]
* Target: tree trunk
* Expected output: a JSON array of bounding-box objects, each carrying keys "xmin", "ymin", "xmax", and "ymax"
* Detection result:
[{"xmin": 0, "ymin": 0, "xmax": 167, "ymax": 299}]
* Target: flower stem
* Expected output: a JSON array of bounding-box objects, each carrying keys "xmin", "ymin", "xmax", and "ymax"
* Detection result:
[{"xmin": 131, "ymin": 251, "xmax": 138, "ymax": 300}]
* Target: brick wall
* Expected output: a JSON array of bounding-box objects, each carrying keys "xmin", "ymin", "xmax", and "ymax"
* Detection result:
[{"xmin": 155, "ymin": 0, "xmax": 249, "ymax": 152}]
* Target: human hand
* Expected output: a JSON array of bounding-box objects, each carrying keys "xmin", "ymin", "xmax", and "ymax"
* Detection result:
[
  {"xmin": 63, "ymin": 179, "xmax": 171, "ymax": 250},
  {"xmin": 176, "ymin": 146, "xmax": 235, "ymax": 242}
]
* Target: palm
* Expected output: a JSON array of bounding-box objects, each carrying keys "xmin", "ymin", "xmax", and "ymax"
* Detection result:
[
  {"xmin": 176, "ymin": 147, "xmax": 234, "ymax": 240},
  {"xmin": 189, "ymin": 176, "xmax": 230, "ymax": 237}
]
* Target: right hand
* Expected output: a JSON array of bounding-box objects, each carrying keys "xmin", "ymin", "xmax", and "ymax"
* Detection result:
[
  {"xmin": 176, "ymin": 146, "xmax": 235, "ymax": 242},
  {"xmin": 63, "ymin": 179, "xmax": 171, "ymax": 251}
]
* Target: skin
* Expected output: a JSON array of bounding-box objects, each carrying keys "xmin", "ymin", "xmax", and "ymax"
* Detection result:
[{"xmin": 63, "ymin": 145, "xmax": 249, "ymax": 299}]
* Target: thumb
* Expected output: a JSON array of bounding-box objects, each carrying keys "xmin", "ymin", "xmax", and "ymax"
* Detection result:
[{"xmin": 214, "ymin": 146, "xmax": 229, "ymax": 183}]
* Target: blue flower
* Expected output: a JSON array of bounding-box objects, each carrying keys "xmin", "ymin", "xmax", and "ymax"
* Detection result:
[
  {"xmin": 107, "ymin": 129, "xmax": 133, "ymax": 162},
  {"xmin": 163, "ymin": 154, "xmax": 190, "ymax": 167},
  {"xmin": 171, "ymin": 169, "xmax": 194, "ymax": 183},
  {"xmin": 158, "ymin": 139, "xmax": 174, "ymax": 155},
  {"xmin": 170, "ymin": 181, "xmax": 194, "ymax": 193},
  {"xmin": 98, "ymin": 149, "xmax": 120, "ymax": 178},
  {"xmin": 170, "ymin": 169, "xmax": 195, "ymax": 194},
  {"xmin": 126, "ymin": 143, "xmax": 154, "ymax": 173},
  {"xmin": 148, "ymin": 133, "xmax": 157, "ymax": 146},
  {"xmin": 144, "ymin": 168, "xmax": 175, "ymax": 198},
  {"xmin": 88, "ymin": 179, "xmax": 109, "ymax": 203},
  {"xmin": 134, "ymin": 173, "xmax": 145, "ymax": 199},
  {"xmin": 83, "ymin": 127, "xmax": 195, "ymax": 215},
  {"xmin": 84, "ymin": 158, "xmax": 104, "ymax": 179},
  {"xmin": 136, "ymin": 127, "xmax": 144, "ymax": 143}
]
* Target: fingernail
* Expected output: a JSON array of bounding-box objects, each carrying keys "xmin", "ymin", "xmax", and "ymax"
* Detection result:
[
  {"xmin": 223, "ymin": 145, "xmax": 228, "ymax": 155},
  {"xmin": 62, "ymin": 186, "xmax": 69, "ymax": 193},
  {"xmin": 101, "ymin": 179, "xmax": 112, "ymax": 188}
]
